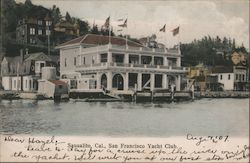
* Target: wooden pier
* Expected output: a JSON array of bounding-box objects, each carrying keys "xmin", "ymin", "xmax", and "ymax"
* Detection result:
[{"xmin": 134, "ymin": 90, "xmax": 193, "ymax": 102}]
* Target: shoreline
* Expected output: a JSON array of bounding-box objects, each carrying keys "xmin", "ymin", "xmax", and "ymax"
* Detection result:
[{"xmin": 0, "ymin": 90, "xmax": 249, "ymax": 101}]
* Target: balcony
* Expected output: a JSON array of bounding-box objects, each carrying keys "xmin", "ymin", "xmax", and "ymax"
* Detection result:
[
  {"xmin": 80, "ymin": 44, "xmax": 180, "ymax": 56},
  {"xmin": 76, "ymin": 62, "xmax": 186, "ymax": 73}
]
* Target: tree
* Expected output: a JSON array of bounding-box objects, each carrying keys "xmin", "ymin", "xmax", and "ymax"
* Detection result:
[
  {"xmin": 65, "ymin": 12, "xmax": 72, "ymax": 22},
  {"xmin": 91, "ymin": 25, "xmax": 100, "ymax": 34},
  {"xmin": 24, "ymin": 0, "xmax": 32, "ymax": 6},
  {"xmin": 51, "ymin": 5, "xmax": 62, "ymax": 24}
]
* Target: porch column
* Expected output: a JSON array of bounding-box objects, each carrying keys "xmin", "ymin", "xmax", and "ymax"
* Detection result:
[
  {"xmin": 162, "ymin": 74, "xmax": 167, "ymax": 89},
  {"xmin": 107, "ymin": 52, "xmax": 112, "ymax": 63},
  {"xmin": 107, "ymin": 71, "xmax": 112, "ymax": 90},
  {"xmin": 177, "ymin": 57, "xmax": 181, "ymax": 67},
  {"xmin": 176, "ymin": 75, "xmax": 181, "ymax": 91},
  {"xmin": 139, "ymin": 54, "xmax": 141, "ymax": 64},
  {"xmin": 124, "ymin": 53, "xmax": 129, "ymax": 64},
  {"xmin": 124, "ymin": 72, "xmax": 129, "ymax": 90},
  {"xmin": 164, "ymin": 56, "xmax": 168, "ymax": 66},
  {"xmin": 96, "ymin": 54, "xmax": 100, "ymax": 64},
  {"xmin": 137, "ymin": 73, "xmax": 142, "ymax": 91},
  {"xmin": 150, "ymin": 73, "xmax": 155, "ymax": 91}
]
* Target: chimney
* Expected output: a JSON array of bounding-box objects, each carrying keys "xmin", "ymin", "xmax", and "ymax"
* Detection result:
[{"xmin": 20, "ymin": 49, "xmax": 24, "ymax": 63}]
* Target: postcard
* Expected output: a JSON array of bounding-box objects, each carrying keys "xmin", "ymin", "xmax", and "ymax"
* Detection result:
[{"xmin": 0, "ymin": 0, "xmax": 249, "ymax": 162}]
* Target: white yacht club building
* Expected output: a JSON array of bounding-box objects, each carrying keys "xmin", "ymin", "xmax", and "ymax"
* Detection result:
[{"xmin": 56, "ymin": 34, "xmax": 187, "ymax": 96}]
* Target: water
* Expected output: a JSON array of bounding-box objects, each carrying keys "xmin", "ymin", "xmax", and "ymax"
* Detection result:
[{"xmin": 0, "ymin": 98, "xmax": 249, "ymax": 137}]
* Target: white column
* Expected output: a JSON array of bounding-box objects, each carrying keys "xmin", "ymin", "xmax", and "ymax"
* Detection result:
[
  {"xmin": 162, "ymin": 74, "xmax": 167, "ymax": 89},
  {"xmin": 107, "ymin": 71, "xmax": 112, "ymax": 90},
  {"xmin": 164, "ymin": 56, "xmax": 168, "ymax": 66},
  {"xmin": 176, "ymin": 75, "xmax": 181, "ymax": 91},
  {"xmin": 96, "ymin": 54, "xmax": 100, "ymax": 64},
  {"xmin": 137, "ymin": 73, "xmax": 142, "ymax": 91},
  {"xmin": 124, "ymin": 72, "xmax": 129, "ymax": 90},
  {"xmin": 150, "ymin": 73, "xmax": 155, "ymax": 91},
  {"xmin": 177, "ymin": 57, "xmax": 181, "ymax": 67},
  {"xmin": 124, "ymin": 53, "xmax": 129, "ymax": 64},
  {"xmin": 108, "ymin": 52, "xmax": 112, "ymax": 63},
  {"xmin": 139, "ymin": 54, "xmax": 141, "ymax": 64}
]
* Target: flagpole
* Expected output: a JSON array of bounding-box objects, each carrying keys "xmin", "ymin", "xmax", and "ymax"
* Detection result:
[
  {"xmin": 126, "ymin": 19, "xmax": 128, "ymax": 48},
  {"xmin": 178, "ymin": 25, "xmax": 181, "ymax": 55},
  {"xmin": 109, "ymin": 16, "xmax": 111, "ymax": 45}
]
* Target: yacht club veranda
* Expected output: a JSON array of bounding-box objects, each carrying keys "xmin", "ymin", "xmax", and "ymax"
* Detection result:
[{"xmin": 59, "ymin": 42, "xmax": 188, "ymax": 98}]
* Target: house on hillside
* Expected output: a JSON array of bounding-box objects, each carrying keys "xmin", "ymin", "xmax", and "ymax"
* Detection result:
[
  {"xmin": 1, "ymin": 51, "xmax": 58, "ymax": 91},
  {"xmin": 16, "ymin": 14, "xmax": 53, "ymax": 46},
  {"xmin": 56, "ymin": 34, "xmax": 186, "ymax": 98},
  {"xmin": 54, "ymin": 21, "xmax": 80, "ymax": 36}
]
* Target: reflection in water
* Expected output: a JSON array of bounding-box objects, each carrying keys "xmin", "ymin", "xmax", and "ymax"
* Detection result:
[{"xmin": 0, "ymin": 99, "xmax": 249, "ymax": 137}]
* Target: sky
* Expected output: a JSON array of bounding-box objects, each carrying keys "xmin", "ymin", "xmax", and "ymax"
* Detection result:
[{"xmin": 16, "ymin": 0, "xmax": 249, "ymax": 49}]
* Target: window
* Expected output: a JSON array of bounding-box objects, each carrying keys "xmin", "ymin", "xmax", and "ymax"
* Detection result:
[
  {"xmin": 29, "ymin": 80, "xmax": 32, "ymax": 89},
  {"xmin": 22, "ymin": 29, "xmax": 25, "ymax": 35},
  {"xmin": 77, "ymin": 55, "xmax": 81, "ymax": 65},
  {"xmin": 242, "ymin": 75, "xmax": 245, "ymax": 81},
  {"xmin": 228, "ymin": 74, "xmax": 230, "ymax": 80},
  {"xmin": 30, "ymin": 28, "xmax": 35, "ymax": 35},
  {"xmin": 46, "ymin": 21, "xmax": 52, "ymax": 26},
  {"xmin": 236, "ymin": 74, "xmax": 238, "ymax": 80},
  {"xmin": 64, "ymin": 58, "xmax": 67, "ymax": 67},
  {"xmin": 100, "ymin": 53, "xmax": 107, "ymax": 63},
  {"xmin": 220, "ymin": 75, "xmax": 223, "ymax": 80},
  {"xmin": 58, "ymin": 85, "xmax": 63, "ymax": 89},
  {"xmin": 41, "ymin": 63, "xmax": 45, "ymax": 69},
  {"xmin": 38, "ymin": 20, "xmax": 43, "ymax": 25},
  {"xmin": 239, "ymin": 74, "xmax": 242, "ymax": 81},
  {"xmin": 14, "ymin": 80, "xmax": 16, "ymax": 88},
  {"xmin": 30, "ymin": 38, "xmax": 36, "ymax": 44},
  {"xmin": 74, "ymin": 57, "xmax": 76, "ymax": 66},
  {"xmin": 38, "ymin": 29, "xmax": 42, "ymax": 35},
  {"xmin": 82, "ymin": 57, "xmax": 85, "ymax": 64},
  {"xmin": 25, "ymin": 80, "xmax": 27, "ymax": 88},
  {"xmin": 46, "ymin": 29, "xmax": 51, "ymax": 35}
]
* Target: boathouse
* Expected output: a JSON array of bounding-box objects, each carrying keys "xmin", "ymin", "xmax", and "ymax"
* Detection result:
[{"xmin": 56, "ymin": 34, "xmax": 187, "ymax": 99}]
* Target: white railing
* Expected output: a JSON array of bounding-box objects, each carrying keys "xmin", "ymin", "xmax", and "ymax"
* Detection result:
[
  {"xmin": 80, "ymin": 44, "xmax": 180, "ymax": 55},
  {"xmin": 76, "ymin": 62, "xmax": 187, "ymax": 71}
]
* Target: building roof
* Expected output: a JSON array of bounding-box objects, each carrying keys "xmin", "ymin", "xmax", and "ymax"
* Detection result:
[
  {"xmin": 57, "ymin": 34, "xmax": 144, "ymax": 48},
  {"xmin": 49, "ymin": 80, "xmax": 67, "ymax": 85},
  {"xmin": 55, "ymin": 21, "xmax": 76, "ymax": 29},
  {"xmin": 25, "ymin": 52, "xmax": 52, "ymax": 62},
  {"xmin": 2, "ymin": 56, "xmax": 22, "ymax": 64},
  {"xmin": 211, "ymin": 66, "xmax": 233, "ymax": 73}
]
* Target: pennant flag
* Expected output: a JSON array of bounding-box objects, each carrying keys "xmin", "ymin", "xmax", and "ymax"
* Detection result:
[
  {"xmin": 171, "ymin": 26, "xmax": 179, "ymax": 36},
  {"xmin": 103, "ymin": 16, "xmax": 110, "ymax": 29},
  {"xmin": 118, "ymin": 19, "xmax": 127, "ymax": 28},
  {"xmin": 160, "ymin": 24, "xmax": 166, "ymax": 32}
]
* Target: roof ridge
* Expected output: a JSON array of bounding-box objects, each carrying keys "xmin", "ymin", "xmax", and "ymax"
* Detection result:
[
  {"xmin": 80, "ymin": 34, "xmax": 88, "ymax": 43},
  {"xmin": 61, "ymin": 35, "xmax": 85, "ymax": 46}
]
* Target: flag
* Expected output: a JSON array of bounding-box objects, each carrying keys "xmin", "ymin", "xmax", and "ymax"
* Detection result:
[
  {"xmin": 117, "ymin": 29, "xmax": 123, "ymax": 32},
  {"xmin": 118, "ymin": 19, "xmax": 127, "ymax": 28},
  {"xmin": 117, "ymin": 18, "xmax": 124, "ymax": 21},
  {"xmin": 171, "ymin": 26, "xmax": 179, "ymax": 36},
  {"xmin": 160, "ymin": 24, "xmax": 166, "ymax": 32},
  {"xmin": 103, "ymin": 16, "xmax": 110, "ymax": 28}
]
